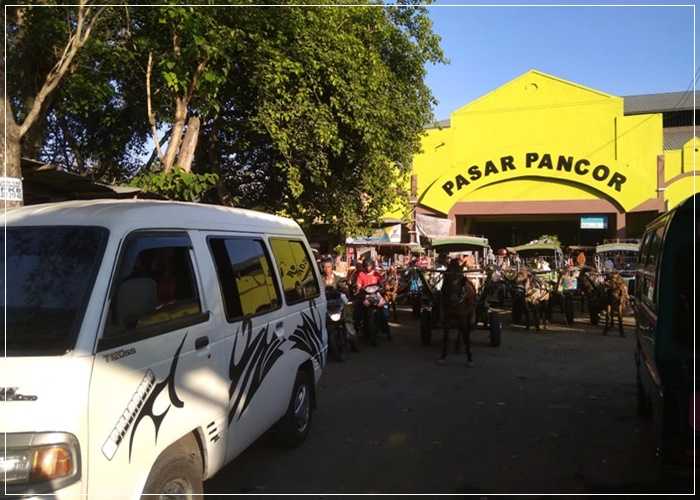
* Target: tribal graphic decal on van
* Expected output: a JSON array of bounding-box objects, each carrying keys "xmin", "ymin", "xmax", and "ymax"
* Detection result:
[
  {"xmin": 101, "ymin": 335, "xmax": 187, "ymax": 462},
  {"xmin": 228, "ymin": 319, "xmax": 285, "ymax": 424},
  {"xmin": 226, "ymin": 303, "xmax": 324, "ymax": 424},
  {"xmin": 289, "ymin": 300, "xmax": 325, "ymax": 368}
]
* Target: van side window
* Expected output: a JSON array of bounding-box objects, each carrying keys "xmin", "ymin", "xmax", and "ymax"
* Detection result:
[
  {"xmin": 269, "ymin": 239, "xmax": 320, "ymax": 304},
  {"xmin": 102, "ymin": 233, "xmax": 203, "ymax": 345},
  {"xmin": 209, "ymin": 237, "xmax": 280, "ymax": 320}
]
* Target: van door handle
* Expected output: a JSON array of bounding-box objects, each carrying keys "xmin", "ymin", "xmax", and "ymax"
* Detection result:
[
  {"xmin": 195, "ymin": 336, "xmax": 210, "ymax": 350},
  {"xmin": 274, "ymin": 321, "xmax": 285, "ymax": 339}
]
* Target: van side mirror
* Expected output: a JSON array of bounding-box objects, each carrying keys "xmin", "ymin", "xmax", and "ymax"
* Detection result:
[{"xmin": 114, "ymin": 277, "xmax": 158, "ymax": 329}]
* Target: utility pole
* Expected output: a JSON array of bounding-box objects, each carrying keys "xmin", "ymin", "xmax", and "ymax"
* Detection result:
[{"xmin": 409, "ymin": 174, "xmax": 418, "ymax": 245}]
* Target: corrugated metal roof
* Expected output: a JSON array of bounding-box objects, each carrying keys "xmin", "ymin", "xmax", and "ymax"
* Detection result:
[
  {"xmin": 663, "ymin": 126, "xmax": 696, "ymax": 150},
  {"xmin": 623, "ymin": 91, "xmax": 699, "ymax": 114}
]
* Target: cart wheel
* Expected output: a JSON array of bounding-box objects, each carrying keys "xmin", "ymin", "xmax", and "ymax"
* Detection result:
[
  {"xmin": 420, "ymin": 310, "xmax": 432, "ymax": 346},
  {"xmin": 589, "ymin": 308, "xmax": 599, "ymax": 326},
  {"xmin": 489, "ymin": 311, "xmax": 501, "ymax": 347}
]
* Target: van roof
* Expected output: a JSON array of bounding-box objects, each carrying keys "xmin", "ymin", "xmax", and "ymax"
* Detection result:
[{"xmin": 5, "ymin": 199, "xmax": 303, "ymax": 236}]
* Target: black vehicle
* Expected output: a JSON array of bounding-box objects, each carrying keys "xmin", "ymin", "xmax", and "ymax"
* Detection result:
[
  {"xmin": 325, "ymin": 287, "xmax": 349, "ymax": 361},
  {"xmin": 635, "ymin": 193, "xmax": 695, "ymax": 465}
]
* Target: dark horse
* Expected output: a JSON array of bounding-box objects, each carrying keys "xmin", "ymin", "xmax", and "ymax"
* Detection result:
[
  {"xmin": 577, "ymin": 267, "xmax": 606, "ymax": 325},
  {"xmin": 602, "ymin": 272, "xmax": 629, "ymax": 337},
  {"xmin": 438, "ymin": 260, "xmax": 477, "ymax": 365}
]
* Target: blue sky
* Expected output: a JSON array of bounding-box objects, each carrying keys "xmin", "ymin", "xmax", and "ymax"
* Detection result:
[{"xmin": 424, "ymin": 2, "xmax": 696, "ymax": 119}]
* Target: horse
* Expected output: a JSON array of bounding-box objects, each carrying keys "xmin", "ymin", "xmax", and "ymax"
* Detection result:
[
  {"xmin": 383, "ymin": 266, "xmax": 400, "ymax": 322},
  {"xmin": 438, "ymin": 261, "xmax": 478, "ymax": 365},
  {"xmin": 514, "ymin": 268, "xmax": 551, "ymax": 331},
  {"xmin": 577, "ymin": 267, "xmax": 607, "ymax": 325},
  {"xmin": 602, "ymin": 272, "xmax": 629, "ymax": 337}
]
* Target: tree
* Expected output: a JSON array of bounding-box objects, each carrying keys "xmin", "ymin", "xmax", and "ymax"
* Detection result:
[
  {"xmin": 9, "ymin": 1, "xmax": 444, "ymax": 234},
  {"xmin": 195, "ymin": 2, "xmax": 445, "ymax": 233},
  {"xmin": 3, "ymin": 1, "xmax": 107, "ymax": 206}
]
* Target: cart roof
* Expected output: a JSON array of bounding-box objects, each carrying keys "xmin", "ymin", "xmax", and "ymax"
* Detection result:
[
  {"xmin": 429, "ymin": 235, "xmax": 490, "ymax": 251},
  {"xmin": 596, "ymin": 242, "xmax": 640, "ymax": 253},
  {"xmin": 512, "ymin": 242, "xmax": 562, "ymax": 253}
]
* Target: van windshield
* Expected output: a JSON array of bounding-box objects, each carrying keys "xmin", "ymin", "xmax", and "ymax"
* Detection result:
[{"xmin": 1, "ymin": 226, "xmax": 108, "ymax": 356}]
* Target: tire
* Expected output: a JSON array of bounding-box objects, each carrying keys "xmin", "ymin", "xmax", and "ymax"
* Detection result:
[
  {"xmin": 328, "ymin": 326, "xmax": 345, "ymax": 362},
  {"xmin": 420, "ymin": 310, "xmax": 432, "ymax": 346},
  {"xmin": 489, "ymin": 312, "xmax": 502, "ymax": 347},
  {"xmin": 142, "ymin": 434, "xmax": 203, "ymax": 499},
  {"xmin": 275, "ymin": 369, "xmax": 313, "ymax": 448},
  {"xmin": 590, "ymin": 309, "xmax": 599, "ymax": 326}
]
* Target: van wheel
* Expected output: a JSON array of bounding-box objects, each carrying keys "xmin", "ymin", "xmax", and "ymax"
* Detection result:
[
  {"xmin": 275, "ymin": 369, "xmax": 313, "ymax": 448},
  {"xmin": 142, "ymin": 434, "xmax": 203, "ymax": 499}
]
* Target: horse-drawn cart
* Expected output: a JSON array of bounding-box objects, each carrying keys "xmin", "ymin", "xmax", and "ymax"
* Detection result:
[
  {"xmin": 595, "ymin": 239, "xmax": 639, "ymax": 296},
  {"xmin": 416, "ymin": 236, "xmax": 503, "ymax": 348}
]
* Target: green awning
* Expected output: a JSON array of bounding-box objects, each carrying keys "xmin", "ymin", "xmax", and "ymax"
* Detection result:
[
  {"xmin": 596, "ymin": 242, "xmax": 640, "ymax": 253},
  {"xmin": 429, "ymin": 235, "xmax": 490, "ymax": 251},
  {"xmin": 512, "ymin": 242, "xmax": 562, "ymax": 253}
]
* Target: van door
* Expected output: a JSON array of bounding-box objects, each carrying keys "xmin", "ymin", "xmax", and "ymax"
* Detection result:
[
  {"xmin": 636, "ymin": 222, "xmax": 667, "ymax": 395},
  {"xmin": 205, "ymin": 236, "xmax": 289, "ymax": 460},
  {"xmin": 267, "ymin": 237, "xmax": 325, "ymax": 393},
  {"xmin": 88, "ymin": 231, "xmax": 223, "ymax": 497}
]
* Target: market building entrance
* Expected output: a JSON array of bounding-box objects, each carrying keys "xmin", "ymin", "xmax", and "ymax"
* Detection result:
[
  {"xmin": 392, "ymin": 69, "xmax": 699, "ymax": 248},
  {"xmin": 459, "ymin": 213, "xmax": 614, "ymax": 250}
]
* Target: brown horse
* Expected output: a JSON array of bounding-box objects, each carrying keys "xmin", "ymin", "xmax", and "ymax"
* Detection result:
[
  {"xmin": 439, "ymin": 260, "xmax": 478, "ymax": 365},
  {"xmin": 602, "ymin": 272, "xmax": 629, "ymax": 337},
  {"xmin": 515, "ymin": 269, "xmax": 551, "ymax": 331}
]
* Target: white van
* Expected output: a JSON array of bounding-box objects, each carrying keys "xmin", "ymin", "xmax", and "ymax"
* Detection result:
[{"xmin": 1, "ymin": 200, "xmax": 327, "ymax": 498}]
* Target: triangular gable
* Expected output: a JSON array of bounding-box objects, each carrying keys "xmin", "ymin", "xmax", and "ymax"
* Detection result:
[{"xmin": 453, "ymin": 69, "xmax": 619, "ymax": 115}]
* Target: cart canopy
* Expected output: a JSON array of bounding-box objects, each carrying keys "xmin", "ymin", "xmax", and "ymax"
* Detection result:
[
  {"xmin": 511, "ymin": 242, "xmax": 562, "ymax": 253},
  {"xmin": 429, "ymin": 235, "xmax": 490, "ymax": 252},
  {"xmin": 595, "ymin": 242, "xmax": 640, "ymax": 254}
]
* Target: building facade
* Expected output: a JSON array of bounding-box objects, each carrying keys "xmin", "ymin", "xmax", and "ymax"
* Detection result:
[{"xmin": 409, "ymin": 70, "xmax": 698, "ymax": 249}]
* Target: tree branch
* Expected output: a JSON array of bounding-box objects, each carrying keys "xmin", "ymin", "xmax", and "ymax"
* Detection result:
[
  {"xmin": 146, "ymin": 51, "xmax": 165, "ymax": 163},
  {"xmin": 17, "ymin": 1, "xmax": 106, "ymax": 139}
]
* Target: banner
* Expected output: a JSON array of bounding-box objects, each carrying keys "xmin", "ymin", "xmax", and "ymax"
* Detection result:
[
  {"xmin": 416, "ymin": 213, "xmax": 452, "ymax": 238},
  {"xmin": 0, "ymin": 177, "xmax": 23, "ymax": 201}
]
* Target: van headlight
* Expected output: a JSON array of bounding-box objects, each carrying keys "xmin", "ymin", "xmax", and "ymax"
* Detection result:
[{"xmin": 2, "ymin": 433, "xmax": 80, "ymax": 492}]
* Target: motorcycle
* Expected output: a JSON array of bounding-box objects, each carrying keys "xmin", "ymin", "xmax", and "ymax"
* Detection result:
[
  {"xmin": 326, "ymin": 287, "xmax": 350, "ymax": 361},
  {"xmin": 359, "ymin": 284, "xmax": 391, "ymax": 346}
]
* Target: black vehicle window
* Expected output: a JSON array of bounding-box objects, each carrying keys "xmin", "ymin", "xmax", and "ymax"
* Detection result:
[
  {"xmin": 209, "ymin": 237, "xmax": 280, "ymax": 321},
  {"xmin": 269, "ymin": 239, "xmax": 320, "ymax": 304},
  {"xmin": 103, "ymin": 233, "xmax": 202, "ymax": 341},
  {"xmin": 1, "ymin": 226, "xmax": 108, "ymax": 356}
]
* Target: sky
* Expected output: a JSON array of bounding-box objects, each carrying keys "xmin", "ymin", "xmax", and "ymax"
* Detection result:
[{"xmin": 424, "ymin": 1, "xmax": 697, "ymax": 119}]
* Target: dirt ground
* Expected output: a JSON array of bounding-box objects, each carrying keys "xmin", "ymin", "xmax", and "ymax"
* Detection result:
[{"xmin": 205, "ymin": 306, "xmax": 693, "ymax": 494}]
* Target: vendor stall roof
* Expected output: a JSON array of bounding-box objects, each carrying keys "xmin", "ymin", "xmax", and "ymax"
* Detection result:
[{"xmin": 429, "ymin": 235, "xmax": 489, "ymax": 250}]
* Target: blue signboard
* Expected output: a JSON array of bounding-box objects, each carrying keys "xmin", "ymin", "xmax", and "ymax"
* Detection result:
[{"xmin": 580, "ymin": 215, "xmax": 608, "ymax": 229}]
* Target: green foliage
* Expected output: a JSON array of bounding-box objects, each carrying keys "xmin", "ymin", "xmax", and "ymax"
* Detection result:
[
  {"xmin": 9, "ymin": 1, "xmax": 445, "ymax": 235},
  {"xmin": 130, "ymin": 167, "xmax": 218, "ymax": 202}
]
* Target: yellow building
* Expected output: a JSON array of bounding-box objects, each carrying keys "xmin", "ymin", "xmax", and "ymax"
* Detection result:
[{"xmin": 410, "ymin": 70, "xmax": 698, "ymax": 249}]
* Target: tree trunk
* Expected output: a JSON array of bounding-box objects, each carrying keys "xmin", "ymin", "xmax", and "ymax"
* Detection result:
[
  {"xmin": 175, "ymin": 115, "xmax": 200, "ymax": 172},
  {"xmin": 1, "ymin": 73, "xmax": 23, "ymax": 208},
  {"xmin": 162, "ymin": 98, "xmax": 187, "ymax": 171}
]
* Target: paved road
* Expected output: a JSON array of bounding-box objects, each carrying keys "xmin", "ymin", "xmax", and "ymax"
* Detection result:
[{"xmin": 205, "ymin": 307, "xmax": 692, "ymax": 494}]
